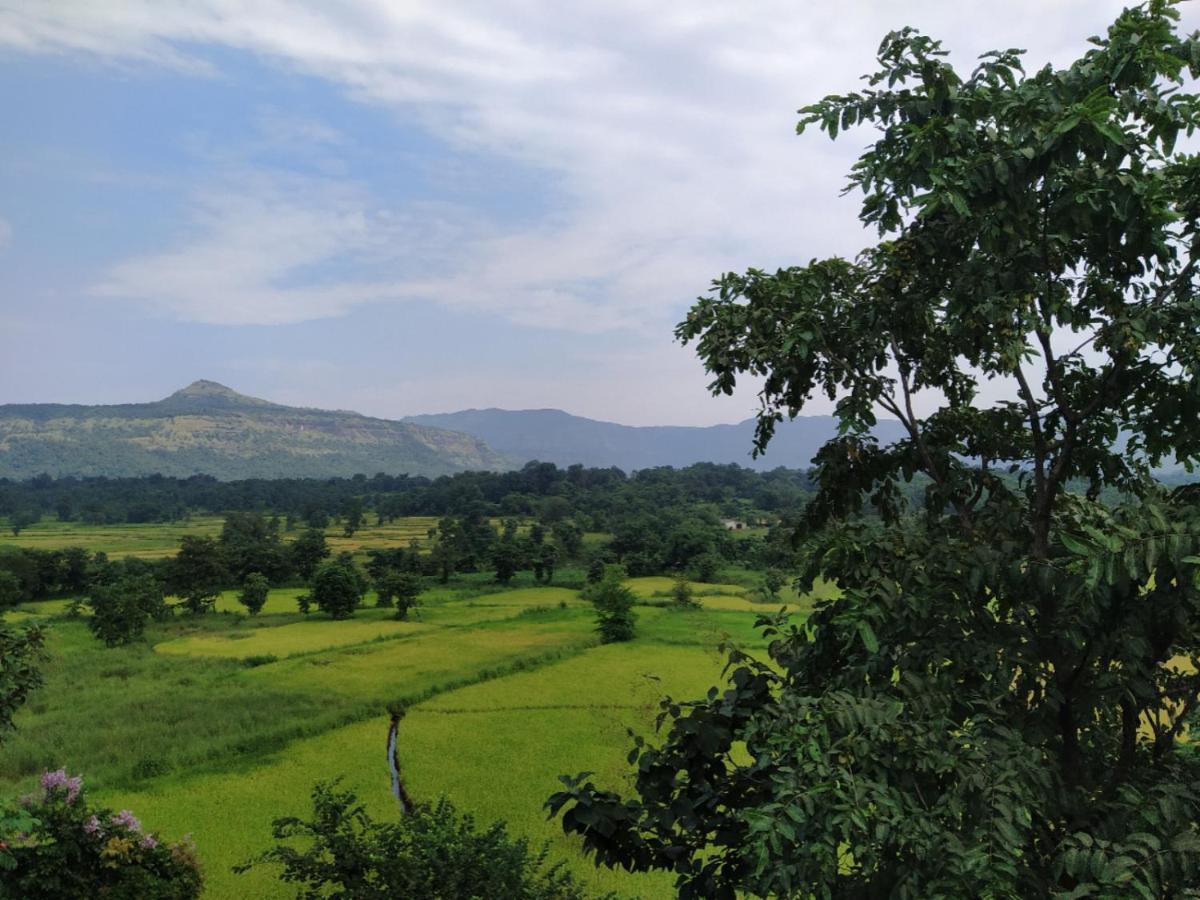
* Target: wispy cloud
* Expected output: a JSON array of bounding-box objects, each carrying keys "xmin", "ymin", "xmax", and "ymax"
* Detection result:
[{"xmin": 5, "ymin": 0, "xmax": 1163, "ymax": 335}]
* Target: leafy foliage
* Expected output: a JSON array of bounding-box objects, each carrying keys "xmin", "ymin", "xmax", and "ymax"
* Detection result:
[
  {"xmin": 670, "ymin": 576, "xmax": 700, "ymax": 609},
  {"xmin": 551, "ymin": 5, "xmax": 1200, "ymax": 898},
  {"xmin": 87, "ymin": 573, "xmax": 168, "ymax": 647},
  {"xmin": 375, "ymin": 571, "xmax": 424, "ymax": 620},
  {"xmin": 167, "ymin": 535, "xmax": 225, "ymax": 615},
  {"xmin": 583, "ymin": 566, "xmax": 637, "ymax": 643},
  {"xmin": 235, "ymin": 781, "xmax": 589, "ymax": 900},
  {"xmin": 0, "ymin": 622, "xmax": 44, "ymax": 741},
  {"xmin": 0, "ymin": 769, "xmax": 202, "ymax": 899},
  {"xmin": 306, "ymin": 558, "xmax": 366, "ymax": 620},
  {"xmin": 238, "ymin": 572, "xmax": 270, "ymax": 616}
]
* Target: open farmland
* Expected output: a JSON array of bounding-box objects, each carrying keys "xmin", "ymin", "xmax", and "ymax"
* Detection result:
[
  {"xmin": 0, "ymin": 515, "xmax": 441, "ymax": 562},
  {"xmin": 1, "ymin": 571, "xmax": 812, "ymax": 899}
]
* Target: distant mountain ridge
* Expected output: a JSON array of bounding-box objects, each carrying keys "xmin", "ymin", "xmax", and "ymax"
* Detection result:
[
  {"xmin": 403, "ymin": 407, "xmax": 908, "ymax": 472},
  {"xmin": 0, "ymin": 381, "xmax": 511, "ymax": 480}
]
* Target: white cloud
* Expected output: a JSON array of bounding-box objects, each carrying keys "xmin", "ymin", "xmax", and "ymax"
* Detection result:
[{"xmin": 8, "ymin": 0, "xmax": 1198, "ymax": 350}]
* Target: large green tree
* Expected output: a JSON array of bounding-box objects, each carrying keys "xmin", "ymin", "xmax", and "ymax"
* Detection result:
[
  {"xmin": 168, "ymin": 535, "xmax": 226, "ymax": 615},
  {"xmin": 306, "ymin": 558, "xmax": 366, "ymax": 620},
  {"xmin": 0, "ymin": 622, "xmax": 44, "ymax": 740},
  {"xmin": 551, "ymin": 5, "xmax": 1200, "ymax": 897}
]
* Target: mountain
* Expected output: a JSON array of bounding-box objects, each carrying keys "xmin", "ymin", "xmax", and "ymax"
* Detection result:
[
  {"xmin": 403, "ymin": 408, "xmax": 909, "ymax": 472},
  {"xmin": 0, "ymin": 381, "xmax": 512, "ymax": 480}
]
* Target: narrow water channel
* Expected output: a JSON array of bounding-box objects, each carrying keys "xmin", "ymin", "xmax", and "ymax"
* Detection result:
[{"xmin": 387, "ymin": 711, "xmax": 413, "ymax": 815}]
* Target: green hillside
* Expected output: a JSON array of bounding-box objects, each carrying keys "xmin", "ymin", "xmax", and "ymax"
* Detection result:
[{"xmin": 0, "ymin": 381, "xmax": 512, "ymax": 480}]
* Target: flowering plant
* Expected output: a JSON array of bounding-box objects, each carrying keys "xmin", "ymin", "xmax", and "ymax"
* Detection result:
[{"xmin": 0, "ymin": 768, "xmax": 201, "ymax": 899}]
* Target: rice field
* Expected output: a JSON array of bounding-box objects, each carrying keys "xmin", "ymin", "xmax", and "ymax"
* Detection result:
[
  {"xmin": 1, "ymin": 565, "xmax": 809, "ymax": 899},
  {"xmin": 0, "ymin": 515, "xmax": 442, "ymax": 561}
]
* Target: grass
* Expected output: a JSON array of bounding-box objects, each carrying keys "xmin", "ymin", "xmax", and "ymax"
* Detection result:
[
  {"xmin": 0, "ymin": 515, "xmax": 441, "ymax": 562},
  {"xmin": 0, "ymin": 516, "xmax": 225, "ymax": 560},
  {"xmin": 2, "ymin": 554, "xmax": 805, "ymax": 900},
  {"xmin": 154, "ymin": 614, "xmax": 430, "ymax": 660}
]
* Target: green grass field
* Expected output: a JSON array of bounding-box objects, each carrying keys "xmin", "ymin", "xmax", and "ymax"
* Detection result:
[
  {"xmin": 0, "ymin": 536, "xmax": 818, "ymax": 899},
  {"xmin": 0, "ymin": 515, "xmax": 441, "ymax": 562}
]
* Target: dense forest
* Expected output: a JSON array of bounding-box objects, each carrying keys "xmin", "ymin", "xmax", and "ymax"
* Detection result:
[
  {"xmin": 0, "ymin": 463, "xmax": 820, "ymax": 607},
  {"xmin": 0, "ymin": 463, "xmax": 813, "ymax": 527}
]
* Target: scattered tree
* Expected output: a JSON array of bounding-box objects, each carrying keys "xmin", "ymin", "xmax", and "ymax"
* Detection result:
[
  {"xmin": 307, "ymin": 559, "xmax": 366, "ymax": 620},
  {"xmin": 8, "ymin": 510, "xmax": 38, "ymax": 537},
  {"xmin": 289, "ymin": 527, "xmax": 330, "ymax": 581},
  {"xmin": 87, "ymin": 574, "xmax": 167, "ymax": 647},
  {"xmin": 534, "ymin": 543, "xmax": 559, "ymax": 584},
  {"xmin": 341, "ymin": 497, "xmax": 365, "ymax": 537},
  {"xmin": 167, "ymin": 535, "xmax": 225, "ymax": 615},
  {"xmin": 238, "ymin": 572, "xmax": 270, "ymax": 616},
  {"xmin": 374, "ymin": 571, "xmax": 423, "ymax": 620},
  {"xmin": 583, "ymin": 565, "xmax": 636, "ymax": 644},
  {"xmin": 670, "ymin": 576, "xmax": 700, "ymax": 610},
  {"xmin": 492, "ymin": 539, "xmax": 522, "ymax": 586}
]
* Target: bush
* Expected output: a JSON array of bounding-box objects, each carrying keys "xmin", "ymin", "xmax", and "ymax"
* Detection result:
[
  {"xmin": 670, "ymin": 576, "xmax": 700, "ymax": 609},
  {"xmin": 690, "ymin": 553, "xmax": 721, "ymax": 583},
  {"xmin": 375, "ymin": 571, "xmax": 424, "ymax": 620},
  {"xmin": 238, "ymin": 572, "xmax": 270, "ymax": 616},
  {"xmin": 308, "ymin": 559, "xmax": 365, "ymax": 620},
  {"xmin": 0, "ymin": 769, "xmax": 202, "ymax": 899},
  {"xmin": 582, "ymin": 565, "xmax": 636, "ymax": 644},
  {"xmin": 87, "ymin": 574, "xmax": 167, "ymax": 647},
  {"xmin": 236, "ymin": 782, "xmax": 589, "ymax": 899}
]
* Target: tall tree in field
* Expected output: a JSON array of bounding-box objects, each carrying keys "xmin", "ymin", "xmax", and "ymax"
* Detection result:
[
  {"xmin": 551, "ymin": 5, "xmax": 1200, "ymax": 897},
  {"xmin": 87, "ymin": 574, "xmax": 167, "ymax": 647},
  {"xmin": 168, "ymin": 535, "xmax": 226, "ymax": 615},
  {"xmin": 0, "ymin": 623, "xmax": 44, "ymax": 740},
  {"xmin": 290, "ymin": 527, "xmax": 330, "ymax": 581},
  {"xmin": 239, "ymin": 572, "xmax": 270, "ymax": 616},
  {"xmin": 307, "ymin": 558, "xmax": 366, "ymax": 620}
]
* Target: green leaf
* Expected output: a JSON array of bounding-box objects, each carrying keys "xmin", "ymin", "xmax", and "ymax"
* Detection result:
[{"xmin": 857, "ymin": 620, "xmax": 880, "ymax": 654}]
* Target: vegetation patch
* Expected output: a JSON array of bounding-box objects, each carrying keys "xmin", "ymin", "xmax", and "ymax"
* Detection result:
[{"xmin": 154, "ymin": 617, "xmax": 429, "ymax": 660}]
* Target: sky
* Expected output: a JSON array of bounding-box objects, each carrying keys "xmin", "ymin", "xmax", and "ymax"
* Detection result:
[{"xmin": 0, "ymin": 1, "xmax": 1193, "ymax": 425}]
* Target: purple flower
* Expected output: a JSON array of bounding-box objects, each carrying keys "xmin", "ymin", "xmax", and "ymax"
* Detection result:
[
  {"xmin": 110, "ymin": 810, "xmax": 142, "ymax": 833},
  {"xmin": 40, "ymin": 768, "xmax": 83, "ymax": 804},
  {"xmin": 139, "ymin": 834, "xmax": 158, "ymax": 850},
  {"xmin": 83, "ymin": 815, "xmax": 102, "ymax": 837}
]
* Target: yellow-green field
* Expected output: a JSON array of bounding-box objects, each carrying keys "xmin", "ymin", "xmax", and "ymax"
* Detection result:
[
  {"xmin": 0, "ymin": 515, "xmax": 441, "ymax": 561},
  {"xmin": 1, "ymin": 573, "xmax": 814, "ymax": 899}
]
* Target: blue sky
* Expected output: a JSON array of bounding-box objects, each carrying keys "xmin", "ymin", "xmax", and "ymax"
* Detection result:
[{"xmin": 0, "ymin": 0, "xmax": 1188, "ymax": 424}]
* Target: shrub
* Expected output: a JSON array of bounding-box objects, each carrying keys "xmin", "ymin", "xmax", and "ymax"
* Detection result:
[
  {"xmin": 690, "ymin": 553, "xmax": 721, "ymax": 583},
  {"xmin": 236, "ymin": 782, "xmax": 588, "ymax": 900},
  {"xmin": 238, "ymin": 572, "xmax": 270, "ymax": 616},
  {"xmin": 87, "ymin": 574, "xmax": 167, "ymax": 647},
  {"xmin": 374, "ymin": 571, "xmax": 424, "ymax": 621},
  {"xmin": 582, "ymin": 565, "xmax": 636, "ymax": 644},
  {"xmin": 0, "ymin": 768, "xmax": 202, "ymax": 899},
  {"xmin": 308, "ymin": 559, "xmax": 365, "ymax": 619},
  {"xmin": 670, "ymin": 576, "xmax": 700, "ymax": 609}
]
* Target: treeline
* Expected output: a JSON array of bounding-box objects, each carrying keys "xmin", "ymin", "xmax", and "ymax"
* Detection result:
[{"xmin": 0, "ymin": 462, "xmax": 814, "ymax": 528}]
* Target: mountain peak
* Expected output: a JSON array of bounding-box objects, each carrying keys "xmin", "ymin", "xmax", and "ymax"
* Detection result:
[
  {"xmin": 162, "ymin": 380, "xmax": 269, "ymax": 407},
  {"xmin": 173, "ymin": 379, "xmax": 238, "ymax": 397}
]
